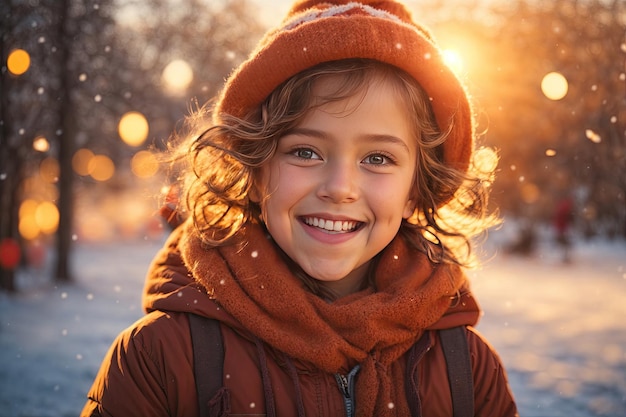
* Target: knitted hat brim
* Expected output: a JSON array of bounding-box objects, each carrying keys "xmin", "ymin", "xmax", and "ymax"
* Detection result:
[{"xmin": 215, "ymin": 5, "xmax": 473, "ymax": 173}]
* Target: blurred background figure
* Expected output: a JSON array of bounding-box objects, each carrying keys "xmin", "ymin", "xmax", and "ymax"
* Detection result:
[
  {"xmin": 504, "ymin": 219, "xmax": 537, "ymax": 257},
  {"xmin": 554, "ymin": 195, "xmax": 574, "ymax": 263}
]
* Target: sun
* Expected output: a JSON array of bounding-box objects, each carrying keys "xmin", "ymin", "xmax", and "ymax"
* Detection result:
[{"xmin": 442, "ymin": 49, "xmax": 464, "ymax": 75}]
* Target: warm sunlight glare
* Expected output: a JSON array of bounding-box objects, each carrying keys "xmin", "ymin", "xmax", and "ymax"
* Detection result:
[
  {"xmin": 131, "ymin": 150, "xmax": 159, "ymax": 178},
  {"xmin": 472, "ymin": 147, "xmax": 498, "ymax": 173},
  {"xmin": 541, "ymin": 72, "xmax": 568, "ymax": 100},
  {"xmin": 162, "ymin": 59, "xmax": 194, "ymax": 94},
  {"xmin": 7, "ymin": 49, "xmax": 31, "ymax": 75},
  {"xmin": 442, "ymin": 49, "xmax": 464, "ymax": 74},
  {"xmin": 118, "ymin": 111, "xmax": 149, "ymax": 146}
]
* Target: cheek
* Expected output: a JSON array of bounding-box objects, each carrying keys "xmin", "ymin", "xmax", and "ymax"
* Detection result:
[
  {"xmin": 377, "ymin": 173, "xmax": 414, "ymax": 201},
  {"xmin": 262, "ymin": 163, "xmax": 314, "ymax": 199},
  {"xmin": 377, "ymin": 182, "xmax": 415, "ymax": 222}
]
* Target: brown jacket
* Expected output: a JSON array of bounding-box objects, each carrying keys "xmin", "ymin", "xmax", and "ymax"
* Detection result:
[{"xmin": 82, "ymin": 222, "xmax": 518, "ymax": 417}]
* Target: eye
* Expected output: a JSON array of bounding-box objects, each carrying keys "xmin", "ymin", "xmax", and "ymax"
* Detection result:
[
  {"xmin": 363, "ymin": 152, "xmax": 394, "ymax": 165},
  {"xmin": 291, "ymin": 147, "xmax": 321, "ymax": 160}
]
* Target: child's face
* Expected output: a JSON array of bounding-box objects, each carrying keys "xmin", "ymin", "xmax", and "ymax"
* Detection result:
[{"xmin": 258, "ymin": 76, "xmax": 417, "ymax": 296}]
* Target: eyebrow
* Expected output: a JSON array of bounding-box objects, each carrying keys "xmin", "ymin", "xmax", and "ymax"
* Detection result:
[{"xmin": 286, "ymin": 127, "xmax": 411, "ymax": 153}]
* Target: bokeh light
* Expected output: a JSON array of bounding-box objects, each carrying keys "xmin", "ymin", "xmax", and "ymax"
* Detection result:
[
  {"xmin": 72, "ymin": 148, "xmax": 95, "ymax": 176},
  {"xmin": 162, "ymin": 59, "xmax": 194, "ymax": 94},
  {"xmin": 33, "ymin": 136, "xmax": 50, "ymax": 152},
  {"xmin": 585, "ymin": 129, "xmax": 602, "ymax": 143},
  {"xmin": 72, "ymin": 149, "xmax": 116, "ymax": 181},
  {"xmin": 35, "ymin": 201, "xmax": 59, "ymax": 234},
  {"xmin": 521, "ymin": 183, "xmax": 540, "ymax": 204},
  {"xmin": 87, "ymin": 155, "xmax": 115, "ymax": 181},
  {"xmin": 39, "ymin": 157, "xmax": 59, "ymax": 183},
  {"xmin": 541, "ymin": 72, "xmax": 568, "ymax": 100},
  {"xmin": 19, "ymin": 199, "xmax": 38, "ymax": 220},
  {"xmin": 19, "ymin": 199, "xmax": 61, "ymax": 239},
  {"xmin": 131, "ymin": 150, "xmax": 159, "ymax": 178},
  {"xmin": 19, "ymin": 211, "xmax": 39, "ymax": 240},
  {"xmin": 7, "ymin": 49, "xmax": 31, "ymax": 75},
  {"xmin": 0, "ymin": 238, "xmax": 21, "ymax": 269},
  {"xmin": 118, "ymin": 111, "xmax": 149, "ymax": 146}
]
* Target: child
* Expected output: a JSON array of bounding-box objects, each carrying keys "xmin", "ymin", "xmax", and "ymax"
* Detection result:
[{"xmin": 82, "ymin": 1, "xmax": 518, "ymax": 416}]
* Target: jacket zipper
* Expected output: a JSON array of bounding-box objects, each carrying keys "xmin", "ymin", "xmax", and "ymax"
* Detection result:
[{"xmin": 335, "ymin": 365, "xmax": 361, "ymax": 417}]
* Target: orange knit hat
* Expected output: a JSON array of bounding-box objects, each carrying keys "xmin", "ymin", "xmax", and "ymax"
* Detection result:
[{"xmin": 215, "ymin": 0, "xmax": 473, "ymax": 173}]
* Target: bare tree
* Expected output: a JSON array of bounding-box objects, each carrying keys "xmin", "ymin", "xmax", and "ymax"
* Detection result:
[
  {"xmin": 114, "ymin": 0, "xmax": 264, "ymax": 143},
  {"xmin": 1, "ymin": 0, "xmax": 60, "ymax": 290},
  {"xmin": 1, "ymin": 0, "xmax": 264, "ymax": 291},
  {"xmin": 453, "ymin": 0, "xmax": 625, "ymax": 237}
]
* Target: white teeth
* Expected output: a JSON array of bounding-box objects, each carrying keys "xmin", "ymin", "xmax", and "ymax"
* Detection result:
[{"xmin": 304, "ymin": 217, "xmax": 357, "ymax": 232}]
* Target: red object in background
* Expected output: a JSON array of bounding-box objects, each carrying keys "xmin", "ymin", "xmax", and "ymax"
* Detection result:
[
  {"xmin": 554, "ymin": 197, "xmax": 574, "ymax": 236},
  {"xmin": 0, "ymin": 238, "xmax": 21, "ymax": 269},
  {"xmin": 26, "ymin": 241, "xmax": 46, "ymax": 269},
  {"xmin": 159, "ymin": 184, "xmax": 183, "ymax": 229}
]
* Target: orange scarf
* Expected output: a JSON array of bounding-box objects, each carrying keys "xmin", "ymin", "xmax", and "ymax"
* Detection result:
[{"xmin": 179, "ymin": 221, "xmax": 475, "ymax": 416}]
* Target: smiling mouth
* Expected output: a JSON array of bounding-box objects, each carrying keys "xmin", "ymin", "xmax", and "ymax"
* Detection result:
[{"xmin": 301, "ymin": 217, "xmax": 363, "ymax": 233}]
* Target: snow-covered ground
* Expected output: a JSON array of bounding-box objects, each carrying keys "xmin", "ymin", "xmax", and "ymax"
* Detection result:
[
  {"xmin": 0, "ymin": 225, "xmax": 624, "ymax": 417},
  {"xmin": 472, "ymin": 228, "xmax": 626, "ymax": 417}
]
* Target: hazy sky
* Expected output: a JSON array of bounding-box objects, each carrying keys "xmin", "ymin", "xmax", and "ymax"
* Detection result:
[
  {"xmin": 249, "ymin": 0, "xmax": 511, "ymax": 28},
  {"xmin": 250, "ymin": 0, "xmax": 292, "ymax": 26}
]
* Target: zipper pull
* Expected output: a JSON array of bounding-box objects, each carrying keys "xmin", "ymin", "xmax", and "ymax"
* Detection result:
[
  {"xmin": 335, "ymin": 373, "xmax": 350, "ymax": 397},
  {"xmin": 334, "ymin": 365, "xmax": 361, "ymax": 417}
]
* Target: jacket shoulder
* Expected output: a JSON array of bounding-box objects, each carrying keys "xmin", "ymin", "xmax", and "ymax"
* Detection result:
[
  {"xmin": 81, "ymin": 311, "xmax": 197, "ymax": 417},
  {"xmin": 464, "ymin": 327, "xmax": 519, "ymax": 417}
]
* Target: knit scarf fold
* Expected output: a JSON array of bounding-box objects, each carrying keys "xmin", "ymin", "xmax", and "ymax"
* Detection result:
[{"xmin": 179, "ymin": 221, "xmax": 468, "ymax": 416}]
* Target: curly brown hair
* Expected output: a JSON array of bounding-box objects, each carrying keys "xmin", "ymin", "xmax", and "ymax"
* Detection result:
[{"xmin": 166, "ymin": 59, "xmax": 499, "ymax": 269}]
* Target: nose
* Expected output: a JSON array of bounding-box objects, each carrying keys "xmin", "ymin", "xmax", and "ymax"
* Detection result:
[{"xmin": 317, "ymin": 159, "xmax": 359, "ymax": 203}]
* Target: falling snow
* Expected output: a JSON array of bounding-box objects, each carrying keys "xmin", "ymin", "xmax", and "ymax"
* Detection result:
[
  {"xmin": 0, "ymin": 225, "xmax": 624, "ymax": 417},
  {"xmin": 585, "ymin": 129, "xmax": 602, "ymax": 143}
]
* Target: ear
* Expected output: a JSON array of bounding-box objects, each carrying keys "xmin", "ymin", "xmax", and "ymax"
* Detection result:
[
  {"xmin": 249, "ymin": 182, "xmax": 262, "ymax": 203},
  {"xmin": 251, "ymin": 167, "xmax": 273, "ymax": 205},
  {"xmin": 402, "ymin": 198, "xmax": 415, "ymax": 219}
]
